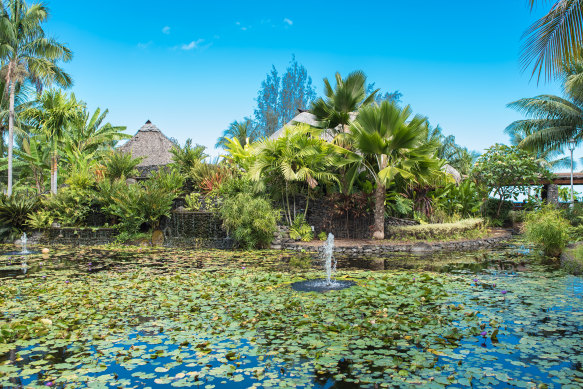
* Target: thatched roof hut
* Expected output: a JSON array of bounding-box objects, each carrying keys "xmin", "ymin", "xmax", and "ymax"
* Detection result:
[{"xmin": 119, "ymin": 121, "xmax": 175, "ymax": 172}]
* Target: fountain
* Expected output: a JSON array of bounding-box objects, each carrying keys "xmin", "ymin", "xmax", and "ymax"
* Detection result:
[
  {"xmin": 1, "ymin": 232, "xmax": 40, "ymax": 256},
  {"xmin": 291, "ymin": 233, "xmax": 355, "ymax": 292},
  {"xmin": 20, "ymin": 232, "xmax": 29, "ymax": 255}
]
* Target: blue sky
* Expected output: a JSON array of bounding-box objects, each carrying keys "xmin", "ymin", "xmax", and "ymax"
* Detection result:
[{"xmin": 45, "ymin": 1, "xmax": 568, "ymax": 162}]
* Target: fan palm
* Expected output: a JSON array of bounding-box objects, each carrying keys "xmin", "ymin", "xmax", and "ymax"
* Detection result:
[
  {"xmin": 522, "ymin": 0, "xmax": 583, "ymax": 81},
  {"xmin": 350, "ymin": 101, "xmax": 434, "ymax": 239},
  {"xmin": 0, "ymin": 0, "xmax": 72, "ymax": 196},
  {"xmin": 216, "ymin": 118, "xmax": 257, "ymax": 149},
  {"xmin": 22, "ymin": 89, "xmax": 81, "ymax": 194},
  {"xmin": 311, "ymin": 71, "xmax": 378, "ymax": 136},
  {"xmin": 506, "ymin": 60, "xmax": 583, "ymax": 153}
]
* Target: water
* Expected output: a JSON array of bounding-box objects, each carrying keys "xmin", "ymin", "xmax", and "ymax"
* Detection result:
[
  {"xmin": 20, "ymin": 232, "xmax": 28, "ymax": 255},
  {"xmin": 292, "ymin": 233, "xmax": 355, "ymax": 292},
  {"xmin": 1, "ymin": 243, "xmax": 582, "ymax": 388}
]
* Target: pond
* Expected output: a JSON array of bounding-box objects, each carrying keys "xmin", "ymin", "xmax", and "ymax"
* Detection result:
[{"xmin": 0, "ymin": 242, "xmax": 582, "ymax": 388}]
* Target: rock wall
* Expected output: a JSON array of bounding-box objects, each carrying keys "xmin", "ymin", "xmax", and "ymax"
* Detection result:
[
  {"xmin": 162, "ymin": 211, "xmax": 234, "ymax": 249},
  {"xmin": 42, "ymin": 228, "xmax": 117, "ymax": 246}
]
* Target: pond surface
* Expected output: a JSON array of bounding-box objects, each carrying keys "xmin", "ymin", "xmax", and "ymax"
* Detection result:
[{"xmin": 0, "ymin": 243, "xmax": 582, "ymax": 388}]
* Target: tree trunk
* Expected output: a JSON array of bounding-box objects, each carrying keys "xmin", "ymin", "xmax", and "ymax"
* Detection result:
[
  {"xmin": 373, "ymin": 181, "xmax": 386, "ymax": 239},
  {"xmin": 373, "ymin": 155, "xmax": 388, "ymax": 240},
  {"xmin": 51, "ymin": 151, "xmax": 58, "ymax": 195},
  {"xmin": 7, "ymin": 81, "xmax": 15, "ymax": 196}
]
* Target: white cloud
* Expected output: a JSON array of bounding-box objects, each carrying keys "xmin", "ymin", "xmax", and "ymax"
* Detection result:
[
  {"xmin": 137, "ymin": 41, "xmax": 152, "ymax": 49},
  {"xmin": 162, "ymin": 26, "xmax": 171, "ymax": 35},
  {"xmin": 181, "ymin": 39, "xmax": 204, "ymax": 51},
  {"xmin": 283, "ymin": 18, "xmax": 293, "ymax": 26}
]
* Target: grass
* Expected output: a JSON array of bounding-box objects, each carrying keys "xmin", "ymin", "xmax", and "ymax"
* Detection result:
[{"xmin": 386, "ymin": 218, "xmax": 487, "ymax": 241}]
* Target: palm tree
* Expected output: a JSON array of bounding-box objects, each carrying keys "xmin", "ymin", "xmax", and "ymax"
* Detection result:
[
  {"xmin": 506, "ymin": 60, "xmax": 583, "ymax": 152},
  {"xmin": 65, "ymin": 107, "xmax": 129, "ymax": 159},
  {"xmin": 0, "ymin": 0, "xmax": 72, "ymax": 196},
  {"xmin": 350, "ymin": 101, "xmax": 433, "ymax": 239},
  {"xmin": 215, "ymin": 118, "xmax": 257, "ymax": 149},
  {"xmin": 522, "ymin": 0, "xmax": 583, "ymax": 81},
  {"xmin": 311, "ymin": 71, "xmax": 378, "ymax": 136},
  {"xmin": 250, "ymin": 124, "xmax": 342, "ymax": 225},
  {"xmin": 170, "ymin": 139, "xmax": 208, "ymax": 175},
  {"xmin": 22, "ymin": 89, "xmax": 81, "ymax": 194}
]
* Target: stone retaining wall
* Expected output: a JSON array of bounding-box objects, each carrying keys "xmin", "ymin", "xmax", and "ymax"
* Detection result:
[
  {"xmin": 282, "ymin": 231, "xmax": 512, "ymax": 259},
  {"xmin": 42, "ymin": 228, "xmax": 117, "ymax": 246}
]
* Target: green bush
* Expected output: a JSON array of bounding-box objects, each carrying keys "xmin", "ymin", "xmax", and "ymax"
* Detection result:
[
  {"xmin": 318, "ymin": 231, "xmax": 327, "ymax": 241},
  {"xmin": 185, "ymin": 192, "xmax": 202, "ymax": 211},
  {"xmin": 45, "ymin": 186, "xmax": 95, "ymax": 227},
  {"xmin": 289, "ymin": 215, "xmax": 313, "ymax": 242},
  {"xmin": 563, "ymin": 245, "xmax": 583, "ymax": 275},
  {"xmin": 524, "ymin": 206, "xmax": 570, "ymax": 257},
  {"xmin": 0, "ymin": 194, "xmax": 40, "ymax": 239},
  {"xmin": 26, "ymin": 210, "xmax": 54, "ymax": 230},
  {"xmin": 102, "ymin": 151, "xmax": 143, "ymax": 180},
  {"xmin": 387, "ymin": 218, "xmax": 485, "ymax": 241},
  {"xmin": 220, "ymin": 191, "xmax": 280, "ymax": 249},
  {"xmin": 483, "ymin": 198, "xmax": 514, "ymax": 226},
  {"xmin": 97, "ymin": 176, "xmax": 177, "ymax": 235}
]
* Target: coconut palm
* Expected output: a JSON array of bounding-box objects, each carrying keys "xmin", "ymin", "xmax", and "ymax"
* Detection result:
[
  {"xmin": 22, "ymin": 90, "xmax": 81, "ymax": 194},
  {"xmin": 350, "ymin": 101, "xmax": 433, "ymax": 239},
  {"xmin": 216, "ymin": 118, "xmax": 258, "ymax": 149},
  {"xmin": 0, "ymin": 0, "xmax": 72, "ymax": 196},
  {"xmin": 522, "ymin": 0, "xmax": 583, "ymax": 81},
  {"xmin": 506, "ymin": 60, "xmax": 583, "ymax": 153},
  {"xmin": 311, "ymin": 71, "xmax": 378, "ymax": 136}
]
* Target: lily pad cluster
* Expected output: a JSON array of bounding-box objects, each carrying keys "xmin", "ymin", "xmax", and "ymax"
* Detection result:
[{"xmin": 0, "ymin": 244, "xmax": 582, "ymax": 388}]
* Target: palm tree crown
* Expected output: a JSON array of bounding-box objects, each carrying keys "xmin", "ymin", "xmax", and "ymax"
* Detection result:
[{"xmin": 0, "ymin": 0, "xmax": 72, "ymax": 196}]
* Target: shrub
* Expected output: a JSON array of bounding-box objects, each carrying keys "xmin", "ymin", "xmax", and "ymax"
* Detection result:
[
  {"xmin": 387, "ymin": 218, "xmax": 485, "ymax": 241},
  {"xmin": 220, "ymin": 192, "xmax": 280, "ymax": 249},
  {"xmin": 26, "ymin": 210, "xmax": 54, "ymax": 229},
  {"xmin": 102, "ymin": 151, "xmax": 143, "ymax": 181},
  {"xmin": 562, "ymin": 245, "xmax": 583, "ymax": 275},
  {"xmin": 45, "ymin": 186, "xmax": 95, "ymax": 227},
  {"xmin": 318, "ymin": 231, "xmax": 327, "ymax": 241},
  {"xmin": 185, "ymin": 192, "xmax": 202, "ymax": 211},
  {"xmin": 483, "ymin": 198, "xmax": 514, "ymax": 226},
  {"xmin": 170, "ymin": 139, "xmax": 208, "ymax": 175},
  {"xmin": 0, "ymin": 195, "xmax": 40, "ymax": 234},
  {"xmin": 524, "ymin": 206, "xmax": 570, "ymax": 257},
  {"xmin": 289, "ymin": 215, "xmax": 313, "ymax": 242}
]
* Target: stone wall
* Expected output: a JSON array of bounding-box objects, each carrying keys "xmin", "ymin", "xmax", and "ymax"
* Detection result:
[
  {"xmin": 283, "ymin": 231, "xmax": 512, "ymax": 260},
  {"xmin": 162, "ymin": 211, "xmax": 234, "ymax": 249},
  {"xmin": 287, "ymin": 197, "xmax": 418, "ymax": 240},
  {"xmin": 42, "ymin": 228, "xmax": 117, "ymax": 246}
]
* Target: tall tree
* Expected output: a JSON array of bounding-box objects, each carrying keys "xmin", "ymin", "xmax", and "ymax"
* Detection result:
[
  {"xmin": 278, "ymin": 55, "xmax": 316, "ymax": 127},
  {"xmin": 349, "ymin": 101, "xmax": 433, "ymax": 239},
  {"xmin": 22, "ymin": 89, "xmax": 81, "ymax": 194},
  {"xmin": 0, "ymin": 0, "xmax": 72, "ymax": 196},
  {"xmin": 522, "ymin": 0, "xmax": 583, "ymax": 81},
  {"xmin": 253, "ymin": 56, "xmax": 317, "ymax": 137},
  {"xmin": 254, "ymin": 66, "xmax": 280, "ymax": 138},
  {"xmin": 215, "ymin": 118, "xmax": 257, "ymax": 149}
]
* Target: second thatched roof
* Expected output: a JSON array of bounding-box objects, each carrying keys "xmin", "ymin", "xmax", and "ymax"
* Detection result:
[{"xmin": 119, "ymin": 120, "xmax": 175, "ymax": 168}]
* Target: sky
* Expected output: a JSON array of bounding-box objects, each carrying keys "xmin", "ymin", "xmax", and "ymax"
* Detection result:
[{"xmin": 44, "ymin": 0, "xmax": 573, "ymax": 164}]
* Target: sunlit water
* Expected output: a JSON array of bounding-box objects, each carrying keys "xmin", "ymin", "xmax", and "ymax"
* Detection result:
[{"xmin": 0, "ymin": 242, "xmax": 582, "ymax": 388}]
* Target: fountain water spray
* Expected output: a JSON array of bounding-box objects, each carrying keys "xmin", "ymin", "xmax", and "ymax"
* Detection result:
[
  {"xmin": 291, "ymin": 232, "xmax": 354, "ymax": 292},
  {"xmin": 323, "ymin": 233, "xmax": 337, "ymax": 285},
  {"xmin": 20, "ymin": 232, "xmax": 29, "ymax": 255}
]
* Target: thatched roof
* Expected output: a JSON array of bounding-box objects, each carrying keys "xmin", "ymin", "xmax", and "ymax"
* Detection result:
[
  {"xmin": 269, "ymin": 110, "xmax": 357, "ymax": 142},
  {"xmin": 119, "ymin": 120, "xmax": 175, "ymax": 168},
  {"xmin": 442, "ymin": 164, "xmax": 462, "ymax": 184}
]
